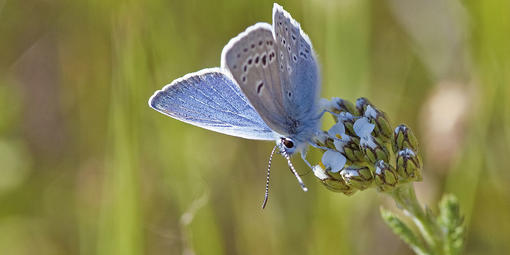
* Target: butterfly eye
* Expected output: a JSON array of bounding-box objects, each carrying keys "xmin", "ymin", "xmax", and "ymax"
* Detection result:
[{"xmin": 282, "ymin": 138, "xmax": 294, "ymax": 149}]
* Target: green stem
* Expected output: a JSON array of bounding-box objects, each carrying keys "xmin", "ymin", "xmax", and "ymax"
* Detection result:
[{"xmin": 390, "ymin": 183, "xmax": 444, "ymax": 255}]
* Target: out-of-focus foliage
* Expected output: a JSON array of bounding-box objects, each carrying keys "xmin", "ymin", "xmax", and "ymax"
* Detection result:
[{"xmin": 0, "ymin": 0, "xmax": 508, "ymax": 254}]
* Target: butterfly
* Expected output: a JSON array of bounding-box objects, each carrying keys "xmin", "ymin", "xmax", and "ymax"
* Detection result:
[{"xmin": 149, "ymin": 3, "xmax": 320, "ymax": 208}]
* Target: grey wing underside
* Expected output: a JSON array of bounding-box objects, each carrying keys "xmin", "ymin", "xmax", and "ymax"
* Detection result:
[
  {"xmin": 149, "ymin": 68, "xmax": 277, "ymax": 141},
  {"xmin": 221, "ymin": 5, "xmax": 320, "ymax": 138},
  {"xmin": 221, "ymin": 23, "xmax": 291, "ymax": 136}
]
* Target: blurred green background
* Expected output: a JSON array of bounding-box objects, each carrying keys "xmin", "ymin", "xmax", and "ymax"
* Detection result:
[{"xmin": 0, "ymin": 0, "xmax": 509, "ymax": 254}]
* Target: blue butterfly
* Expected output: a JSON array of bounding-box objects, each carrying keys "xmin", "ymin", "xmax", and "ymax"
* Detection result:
[{"xmin": 149, "ymin": 3, "xmax": 320, "ymax": 208}]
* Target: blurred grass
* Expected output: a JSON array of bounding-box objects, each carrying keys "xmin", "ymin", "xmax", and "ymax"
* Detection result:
[{"xmin": 0, "ymin": 0, "xmax": 509, "ymax": 254}]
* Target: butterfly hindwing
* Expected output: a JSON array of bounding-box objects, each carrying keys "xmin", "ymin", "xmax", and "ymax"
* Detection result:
[{"xmin": 272, "ymin": 3, "xmax": 320, "ymax": 131}]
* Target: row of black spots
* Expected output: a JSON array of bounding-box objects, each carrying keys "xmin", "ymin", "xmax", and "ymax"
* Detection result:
[
  {"xmin": 256, "ymin": 80, "xmax": 264, "ymax": 95},
  {"xmin": 266, "ymin": 40, "xmax": 274, "ymax": 46},
  {"xmin": 241, "ymin": 75, "xmax": 247, "ymax": 84},
  {"xmin": 301, "ymin": 39, "xmax": 311, "ymax": 54}
]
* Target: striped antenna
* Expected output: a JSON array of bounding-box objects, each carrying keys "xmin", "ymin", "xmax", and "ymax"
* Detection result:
[
  {"xmin": 280, "ymin": 146, "xmax": 308, "ymax": 192},
  {"xmin": 262, "ymin": 145, "xmax": 278, "ymax": 209}
]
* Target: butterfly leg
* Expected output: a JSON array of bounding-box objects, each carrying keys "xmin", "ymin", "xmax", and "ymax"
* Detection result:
[
  {"xmin": 300, "ymin": 148, "xmax": 313, "ymax": 169},
  {"xmin": 309, "ymin": 142, "xmax": 330, "ymax": 151}
]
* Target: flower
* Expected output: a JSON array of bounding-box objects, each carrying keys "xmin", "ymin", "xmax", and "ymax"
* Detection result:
[
  {"xmin": 393, "ymin": 124, "xmax": 419, "ymax": 153},
  {"xmin": 374, "ymin": 160, "xmax": 398, "ymax": 192},
  {"xmin": 313, "ymin": 164, "xmax": 356, "ymax": 195},
  {"xmin": 340, "ymin": 165, "xmax": 373, "ymax": 190},
  {"xmin": 353, "ymin": 117, "xmax": 390, "ymax": 163},
  {"xmin": 327, "ymin": 122, "xmax": 364, "ymax": 163},
  {"xmin": 364, "ymin": 105, "xmax": 392, "ymax": 142}
]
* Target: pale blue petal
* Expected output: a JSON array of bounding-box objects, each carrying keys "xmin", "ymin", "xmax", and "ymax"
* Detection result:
[
  {"xmin": 322, "ymin": 150, "xmax": 347, "ymax": 173},
  {"xmin": 328, "ymin": 122, "xmax": 345, "ymax": 137},
  {"xmin": 364, "ymin": 105, "xmax": 378, "ymax": 118},
  {"xmin": 354, "ymin": 117, "xmax": 375, "ymax": 138}
]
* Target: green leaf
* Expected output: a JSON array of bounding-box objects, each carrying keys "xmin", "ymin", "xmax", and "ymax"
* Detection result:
[
  {"xmin": 438, "ymin": 194, "xmax": 465, "ymax": 255},
  {"xmin": 380, "ymin": 207, "xmax": 430, "ymax": 255}
]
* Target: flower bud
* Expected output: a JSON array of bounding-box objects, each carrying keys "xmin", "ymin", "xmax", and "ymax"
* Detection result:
[
  {"xmin": 337, "ymin": 112, "xmax": 359, "ymax": 137},
  {"xmin": 313, "ymin": 164, "xmax": 357, "ymax": 195},
  {"xmin": 364, "ymin": 105, "xmax": 392, "ymax": 142},
  {"xmin": 312, "ymin": 130, "xmax": 335, "ymax": 150},
  {"xmin": 374, "ymin": 160, "xmax": 398, "ymax": 192},
  {"xmin": 356, "ymin": 97, "xmax": 372, "ymax": 116},
  {"xmin": 396, "ymin": 148, "xmax": 422, "ymax": 182},
  {"xmin": 359, "ymin": 136, "xmax": 390, "ymax": 164},
  {"xmin": 340, "ymin": 164, "xmax": 374, "ymax": 190},
  {"xmin": 331, "ymin": 97, "xmax": 358, "ymax": 115},
  {"xmin": 333, "ymin": 135, "xmax": 364, "ymax": 163},
  {"xmin": 392, "ymin": 124, "xmax": 419, "ymax": 153}
]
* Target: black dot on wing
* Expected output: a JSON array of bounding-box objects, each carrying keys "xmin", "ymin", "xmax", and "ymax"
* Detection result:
[
  {"xmin": 251, "ymin": 44, "xmax": 255, "ymax": 49},
  {"xmin": 256, "ymin": 81, "xmax": 264, "ymax": 94},
  {"xmin": 254, "ymin": 56, "xmax": 259, "ymax": 64},
  {"xmin": 243, "ymin": 48, "xmax": 248, "ymax": 52},
  {"xmin": 247, "ymin": 58, "xmax": 252, "ymax": 65},
  {"xmin": 262, "ymin": 54, "xmax": 267, "ymax": 66},
  {"xmin": 258, "ymin": 41, "xmax": 263, "ymax": 46}
]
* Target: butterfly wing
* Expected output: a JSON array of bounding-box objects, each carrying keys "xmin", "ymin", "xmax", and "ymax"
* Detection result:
[
  {"xmin": 221, "ymin": 23, "xmax": 291, "ymax": 136},
  {"xmin": 222, "ymin": 5, "xmax": 320, "ymax": 140},
  {"xmin": 272, "ymin": 3, "xmax": 320, "ymax": 128},
  {"xmin": 149, "ymin": 68, "xmax": 277, "ymax": 140}
]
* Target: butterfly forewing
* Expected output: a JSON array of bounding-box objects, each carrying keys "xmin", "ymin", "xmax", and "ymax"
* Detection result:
[
  {"xmin": 149, "ymin": 68, "xmax": 277, "ymax": 140},
  {"xmin": 222, "ymin": 23, "xmax": 291, "ymax": 136}
]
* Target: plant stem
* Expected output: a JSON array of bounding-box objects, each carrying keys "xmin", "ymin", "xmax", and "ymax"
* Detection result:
[{"xmin": 390, "ymin": 183, "xmax": 444, "ymax": 255}]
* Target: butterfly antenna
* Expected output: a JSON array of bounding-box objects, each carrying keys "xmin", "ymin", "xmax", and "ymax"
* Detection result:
[
  {"xmin": 280, "ymin": 146, "xmax": 308, "ymax": 192},
  {"xmin": 262, "ymin": 145, "xmax": 278, "ymax": 209}
]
